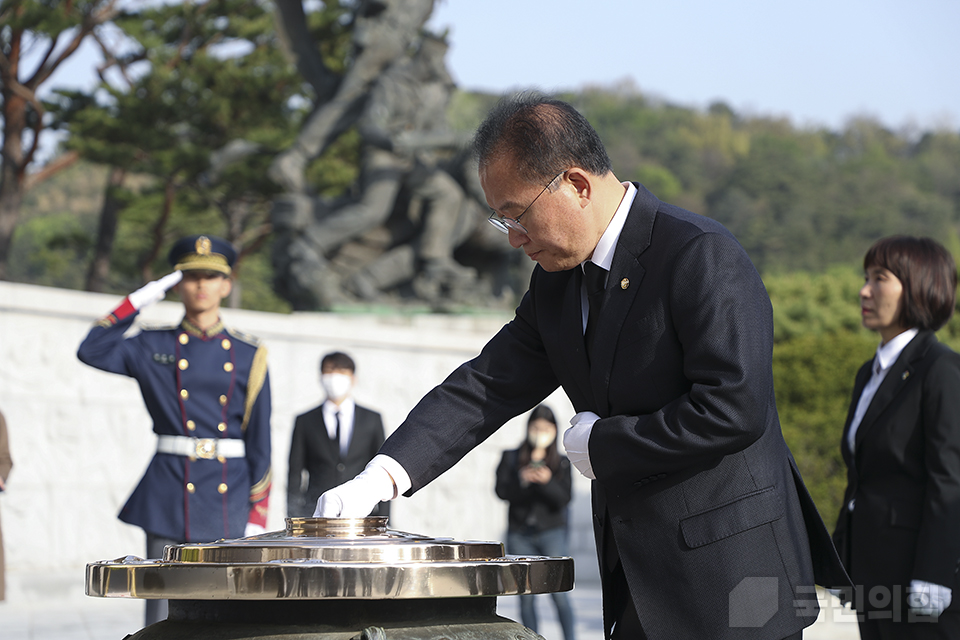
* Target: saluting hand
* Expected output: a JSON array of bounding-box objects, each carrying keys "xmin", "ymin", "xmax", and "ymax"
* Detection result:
[{"xmin": 128, "ymin": 271, "xmax": 184, "ymax": 311}]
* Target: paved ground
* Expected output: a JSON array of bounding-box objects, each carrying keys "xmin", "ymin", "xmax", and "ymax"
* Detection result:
[{"xmin": 0, "ymin": 582, "xmax": 861, "ymax": 640}]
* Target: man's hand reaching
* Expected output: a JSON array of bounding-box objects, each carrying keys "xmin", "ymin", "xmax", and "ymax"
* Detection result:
[{"xmin": 315, "ymin": 461, "xmax": 397, "ymax": 517}]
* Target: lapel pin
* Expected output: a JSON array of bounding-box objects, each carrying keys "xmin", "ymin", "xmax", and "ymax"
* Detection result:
[
  {"xmin": 620, "ymin": 278, "xmax": 630, "ymax": 290},
  {"xmin": 902, "ymin": 371, "xmax": 910, "ymax": 380}
]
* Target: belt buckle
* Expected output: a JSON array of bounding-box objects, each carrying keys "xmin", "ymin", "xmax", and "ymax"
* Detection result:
[{"xmin": 195, "ymin": 439, "xmax": 217, "ymax": 460}]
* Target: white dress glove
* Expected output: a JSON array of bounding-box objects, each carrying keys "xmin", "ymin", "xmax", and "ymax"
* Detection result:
[
  {"xmin": 128, "ymin": 271, "xmax": 183, "ymax": 310},
  {"xmin": 244, "ymin": 522, "xmax": 267, "ymax": 537},
  {"xmin": 563, "ymin": 411, "xmax": 599, "ymax": 480},
  {"xmin": 908, "ymin": 579, "xmax": 953, "ymax": 616},
  {"xmin": 314, "ymin": 460, "xmax": 397, "ymax": 517}
]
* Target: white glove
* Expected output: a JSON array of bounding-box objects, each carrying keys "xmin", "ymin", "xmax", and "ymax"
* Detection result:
[
  {"xmin": 128, "ymin": 271, "xmax": 183, "ymax": 310},
  {"xmin": 244, "ymin": 522, "xmax": 266, "ymax": 537},
  {"xmin": 563, "ymin": 411, "xmax": 599, "ymax": 479},
  {"xmin": 314, "ymin": 461, "xmax": 396, "ymax": 517},
  {"xmin": 908, "ymin": 579, "xmax": 953, "ymax": 616}
]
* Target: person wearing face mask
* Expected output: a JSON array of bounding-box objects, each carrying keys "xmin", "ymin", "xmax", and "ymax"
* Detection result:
[
  {"xmin": 287, "ymin": 352, "xmax": 388, "ymax": 518},
  {"xmin": 496, "ymin": 405, "xmax": 575, "ymax": 640}
]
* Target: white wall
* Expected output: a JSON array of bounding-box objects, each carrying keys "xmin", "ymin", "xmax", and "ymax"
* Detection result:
[{"xmin": 0, "ymin": 281, "xmax": 598, "ymax": 605}]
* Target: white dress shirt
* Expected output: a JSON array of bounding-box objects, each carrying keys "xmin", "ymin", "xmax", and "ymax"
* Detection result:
[
  {"xmin": 322, "ymin": 397, "xmax": 355, "ymax": 458},
  {"xmin": 580, "ymin": 181, "xmax": 637, "ymax": 332},
  {"xmin": 846, "ymin": 328, "xmax": 919, "ymax": 454},
  {"xmin": 845, "ymin": 327, "xmax": 918, "ymax": 513}
]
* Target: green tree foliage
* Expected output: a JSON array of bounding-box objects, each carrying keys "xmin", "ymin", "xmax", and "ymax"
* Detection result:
[
  {"xmin": 38, "ymin": 0, "xmax": 356, "ymax": 309},
  {"xmin": 773, "ymin": 331, "xmax": 875, "ymax": 522},
  {"xmin": 554, "ymin": 84, "xmax": 960, "ymax": 275},
  {"xmin": 0, "ymin": 0, "xmax": 119, "ymax": 278},
  {"xmin": 765, "ymin": 266, "xmax": 865, "ymax": 342}
]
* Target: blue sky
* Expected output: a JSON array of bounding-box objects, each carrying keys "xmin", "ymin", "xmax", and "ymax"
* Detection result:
[
  {"xmin": 426, "ymin": 0, "xmax": 960, "ymax": 131},
  {"xmin": 37, "ymin": 0, "xmax": 960, "ymax": 138}
]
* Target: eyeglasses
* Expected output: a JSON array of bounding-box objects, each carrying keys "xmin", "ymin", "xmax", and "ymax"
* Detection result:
[{"xmin": 487, "ymin": 171, "xmax": 565, "ymax": 235}]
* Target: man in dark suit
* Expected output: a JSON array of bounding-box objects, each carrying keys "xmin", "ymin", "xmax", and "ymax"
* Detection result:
[
  {"xmin": 287, "ymin": 352, "xmax": 388, "ymax": 518},
  {"xmin": 314, "ymin": 94, "xmax": 849, "ymax": 639}
]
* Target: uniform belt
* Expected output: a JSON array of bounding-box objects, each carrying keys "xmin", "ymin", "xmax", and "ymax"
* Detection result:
[{"xmin": 156, "ymin": 435, "xmax": 246, "ymax": 459}]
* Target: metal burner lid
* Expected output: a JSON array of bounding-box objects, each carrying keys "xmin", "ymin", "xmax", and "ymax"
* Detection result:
[{"xmin": 86, "ymin": 517, "xmax": 574, "ymax": 600}]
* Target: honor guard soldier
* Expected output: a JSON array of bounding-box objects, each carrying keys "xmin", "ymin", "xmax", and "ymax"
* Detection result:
[{"xmin": 77, "ymin": 235, "xmax": 272, "ymax": 625}]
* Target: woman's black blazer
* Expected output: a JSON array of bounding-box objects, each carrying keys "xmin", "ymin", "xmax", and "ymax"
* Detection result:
[{"xmin": 833, "ymin": 330, "xmax": 960, "ymax": 608}]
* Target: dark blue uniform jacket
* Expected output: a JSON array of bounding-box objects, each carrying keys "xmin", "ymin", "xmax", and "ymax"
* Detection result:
[{"xmin": 78, "ymin": 312, "xmax": 271, "ymax": 542}]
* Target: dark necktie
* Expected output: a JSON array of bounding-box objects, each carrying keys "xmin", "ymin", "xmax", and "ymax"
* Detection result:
[
  {"xmin": 334, "ymin": 411, "xmax": 342, "ymax": 459},
  {"xmin": 583, "ymin": 262, "xmax": 607, "ymax": 357}
]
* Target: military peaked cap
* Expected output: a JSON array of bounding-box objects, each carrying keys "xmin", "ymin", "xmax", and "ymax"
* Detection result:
[{"xmin": 168, "ymin": 235, "xmax": 236, "ymax": 275}]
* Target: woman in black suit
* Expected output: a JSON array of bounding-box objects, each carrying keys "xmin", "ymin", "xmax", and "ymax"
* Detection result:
[
  {"xmin": 833, "ymin": 235, "xmax": 960, "ymax": 639},
  {"xmin": 496, "ymin": 405, "xmax": 576, "ymax": 640}
]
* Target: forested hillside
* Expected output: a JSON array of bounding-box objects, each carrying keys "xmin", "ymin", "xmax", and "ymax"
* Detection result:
[{"xmin": 452, "ymin": 85, "xmax": 960, "ymax": 273}]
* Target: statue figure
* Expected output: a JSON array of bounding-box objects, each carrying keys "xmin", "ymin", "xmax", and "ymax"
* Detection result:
[{"xmin": 272, "ymin": 33, "xmax": 524, "ymax": 310}]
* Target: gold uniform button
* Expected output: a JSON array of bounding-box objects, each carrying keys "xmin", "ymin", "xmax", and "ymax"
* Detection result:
[
  {"xmin": 180, "ymin": 389, "xmax": 189, "ymax": 400},
  {"xmin": 218, "ymin": 483, "xmax": 228, "ymax": 494},
  {"xmin": 221, "ymin": 339, "xmax": 231, "ymax": 350},
  {"xmin": 186, "ymin": 420, "xmax": 196, "ymax": 431},
  {"xmin": 179, "ymin": 334, "xmax": 189, "ymax": 345},
  {"xmin": 218, "ymin": 422, "xmax": 227, "ymax": 432},
  {"xmin": 219, "ymin": 395, "xmax": 228, "ymax": 406},
  {"xmin": 178, "ymin": 359, "xmax": 189, "ymax": 370},
  {"xmin": 186, "ymin": 483, "xmax": 195, "ymax": 493},
  {"xmin": 223, "ymin": 362, "xmax": 234, "ymax": 372},
  {"xmin": 217, "ymin": 455, "xmax": 226, "ymax": 463}
]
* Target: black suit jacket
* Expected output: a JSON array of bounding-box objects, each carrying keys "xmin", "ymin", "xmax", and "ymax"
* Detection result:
[
  {"xmin": 380, "ymin": 184, "xmax": 849, "ymax": 639},
  {"xmin": 833, "ymin": 330, "xmax": 960, "ymax": 611},
  {"xmin": 287, "ymin": 403, "xmax": 388, "ymax": 517}
]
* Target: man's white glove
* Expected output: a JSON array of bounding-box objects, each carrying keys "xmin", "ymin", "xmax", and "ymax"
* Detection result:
[
  {"xmin": 128, "ymin": 271, "xmax": 183, "ymax": 310},
  {"xmin": 563, "ymin": 411, "xmax": 599, "ymax": 480},
  {"xmin": 244, "ymin": 522, "xmax": 267, "ymax": 537},
  {"xmin": 315, "ymin": 460, "xmax": 396, "ymax": 517},
  {"xmin": 908, "ymin": 579, "xmax": 952, "ymax": 617}
]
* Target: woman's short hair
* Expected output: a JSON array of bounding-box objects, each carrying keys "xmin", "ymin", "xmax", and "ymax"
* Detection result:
[{"xmin": 864, "ymin": 235, "xmax": 958, "ymax": 331}]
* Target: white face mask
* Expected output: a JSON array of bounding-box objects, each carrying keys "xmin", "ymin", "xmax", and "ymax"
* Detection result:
[
  {"xmin": 528, "ymin": 430, "xmax": 556, "ymax": 450},
  {"xmin": 321, "ymin": 373, "xmax": 353, "ymax": 402}
]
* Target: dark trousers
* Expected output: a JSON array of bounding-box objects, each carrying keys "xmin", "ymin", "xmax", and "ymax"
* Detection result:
[
  {"xmin": 507, "ymin": 526, "xmax": 577, "ymax": 640},
  {"xmin": 145, "ymin": 532, "xmax": 182, "ymax": 626}
]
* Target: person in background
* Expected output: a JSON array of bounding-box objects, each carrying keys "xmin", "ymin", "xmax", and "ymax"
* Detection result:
[
  {"xmin": 287, "ymin": 352, "xmax": 388, "ymax": 518},
  {"xmin": 0, "ymin": 409, "xmax": 12, "ymax": 602},
  {"xmin": 314, "ymin": 93, "xmax": 849, "ymax": 640},
  {"xmin": 832, "ymin": 235, "xmax": 960, "ymax": 639},
  {"xmin": 495, "ymin": 405, "xmax": 575, "ymax": 640},
  {"xmin": 77, "ymin": 234, "xmax": 272, "ymax": 626}
]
